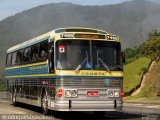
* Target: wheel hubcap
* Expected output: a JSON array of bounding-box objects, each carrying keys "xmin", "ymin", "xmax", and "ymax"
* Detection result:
[
  {"xmin": 13, "ymin": 92, "xmax": 16, "ymax": 103},
  {"xmin": 43, "ymin": 97, "xmax": 47, "ymax": 109},
  {"xmin": 42, "ymin": 94, "xmax": 48, "ymax": 113}
]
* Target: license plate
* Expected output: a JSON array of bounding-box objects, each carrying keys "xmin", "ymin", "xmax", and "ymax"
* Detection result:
[{"xmin": 87, "ymin": 91, "xmax": 99, "ymax": 96}]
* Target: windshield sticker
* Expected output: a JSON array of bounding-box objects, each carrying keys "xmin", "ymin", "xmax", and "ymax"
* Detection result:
[{"xmin": 59, "ymin": 45, "xmax": 65, "ymax": 53}]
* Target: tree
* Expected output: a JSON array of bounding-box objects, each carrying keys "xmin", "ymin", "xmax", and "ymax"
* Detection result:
[{"xmin": 140, "ymin": 36, "xmax": 160, "ymax": 60}]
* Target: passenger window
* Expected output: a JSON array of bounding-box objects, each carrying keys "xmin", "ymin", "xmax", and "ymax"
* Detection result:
[
  {"xmin": 39, "ymin": 41, "xmax": 48, "ymax": 60},
  {"xmin": 16, "ymin": 49, "xmax": 23, "ymax": 64},
  {"xmin": 23, "ymin": 47, "xmax": 31, "ymax": 63},
  {"xmin": 11, "ymin": 52, "xmax": 17, "ymax": 66},
  {"xmin": 31, "ymin": 44, "xmax": 39, "ymax": 62},
  {"xmin": 6, "ymin": 54, "xmax": 11, "ymax": 67}
]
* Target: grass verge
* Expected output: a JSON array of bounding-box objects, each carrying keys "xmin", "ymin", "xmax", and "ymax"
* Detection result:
[{"xmin": 123, "ymin": 57, "xmax": 150, "ymax": 93}]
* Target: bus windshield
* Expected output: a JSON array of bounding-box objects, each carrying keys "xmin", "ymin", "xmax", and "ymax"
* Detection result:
[{"xmin": 55, "ymin": 40, "xmax": 122, "ymax": 71}]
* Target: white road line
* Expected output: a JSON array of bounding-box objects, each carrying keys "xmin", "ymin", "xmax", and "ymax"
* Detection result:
[
  {"xmin": 124, "ymin": 103, "xmax": 160, "ymax": 109},
  {"xmin": 145, "ymin": 106, "xmax": 160, "ymax": 108},
  {"xmin": 124, "ymin": 103, "xmax": 143, "ymax": 106},
  {"xmin": 0, "ymin": 99, "xmax": 8, "ymax": 103}
]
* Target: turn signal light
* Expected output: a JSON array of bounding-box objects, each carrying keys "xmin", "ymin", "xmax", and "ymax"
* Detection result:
[
  {"xmin": 120, "ymin": 88, "xmax": 124, "ymax": 98},
  {"xmin": 57, "ymin": 89, "xmax": 63, "ymax": 97}
]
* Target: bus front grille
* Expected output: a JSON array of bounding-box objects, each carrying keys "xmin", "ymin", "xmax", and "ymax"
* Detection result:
[{"xmin": 50, "ymin": 78, "xmax": 122, "ymax": 88}]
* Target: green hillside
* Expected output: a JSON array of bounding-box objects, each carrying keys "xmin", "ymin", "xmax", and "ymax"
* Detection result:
[
  {"xmin": 136, "ymin": 60, "xmax": 160, "ymax": 98},
  {"xmin": 124, "ymin": 34, "xmax": 160, "ymax": 99},
  {"xmin": 123, "ymin": 57, "xmax": 150, "ymax": 93},
  {"xmin": 124, "ymin": 60, "xmax": 160, "ymax": 100}
]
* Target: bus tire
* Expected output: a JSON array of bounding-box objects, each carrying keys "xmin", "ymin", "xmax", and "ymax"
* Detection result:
[
  {"xmin": 41, "ymin": 89, "xmax": 48, "ymax": 115},
  {"xmin": 12, "ymin": 88, "xmax": 17, "ymax": 106}
]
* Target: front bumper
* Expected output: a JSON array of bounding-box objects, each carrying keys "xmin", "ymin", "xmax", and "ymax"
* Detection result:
[{"xmin": 50, "ymin": 100, "xmax": 123, "ymax": 111}]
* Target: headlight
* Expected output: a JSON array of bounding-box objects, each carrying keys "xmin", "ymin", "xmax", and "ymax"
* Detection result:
[
  {"xmin": 64, "ymin": 89, "xmax": 77, "ymax": 98},
  {"xmin": 70, "ymin": 90, "xmax": 77, "ymax": 97},
  {"xmin": 65, "ymin": 90, "xmax": 71, "ymax": 97},
  {"xmin": 108, "ymin": 90, "xmax": 114, "ymax": 97},
  {"xmin": 108, "ymin": 89, "xmax": 120, "ymax": 98},
  {"xmin": 114, "ymin": 90, "xmax": 119, "ymax": 97}
]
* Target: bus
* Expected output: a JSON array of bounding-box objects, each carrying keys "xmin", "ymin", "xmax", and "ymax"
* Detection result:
[{"xmin": 5, "ymin": 27, "xmax": 124, "ymax": 116}]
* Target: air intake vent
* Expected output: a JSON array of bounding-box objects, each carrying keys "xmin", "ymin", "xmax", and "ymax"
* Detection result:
[{"xmin": 55, "ymin": 28, "xmax": 106, "ymax": 34}]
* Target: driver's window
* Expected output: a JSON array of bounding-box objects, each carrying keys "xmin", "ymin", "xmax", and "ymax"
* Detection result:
[{"xmin": 49, "ymin": 42, "xmax": 54, "ymax": 73}]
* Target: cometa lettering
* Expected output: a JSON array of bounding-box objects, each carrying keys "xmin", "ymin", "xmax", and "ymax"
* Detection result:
[{"xmin": 81, "ymin": 72, "xmax": 105, "ymax": 76}]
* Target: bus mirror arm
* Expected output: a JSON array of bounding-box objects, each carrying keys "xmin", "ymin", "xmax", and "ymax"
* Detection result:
[{"xmin": 121, "ymin": 52, "xmax": 125, "ymax": 63}]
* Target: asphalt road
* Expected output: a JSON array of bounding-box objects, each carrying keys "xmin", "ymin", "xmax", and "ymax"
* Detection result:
[{"xmin": 0, "ymin": 97, "xmax": 160, "ymax": 120}]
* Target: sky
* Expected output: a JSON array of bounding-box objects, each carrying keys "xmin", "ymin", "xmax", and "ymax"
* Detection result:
[{"xmin": 0, "ymin": 0, "xmax": 133, "ymax": 21}]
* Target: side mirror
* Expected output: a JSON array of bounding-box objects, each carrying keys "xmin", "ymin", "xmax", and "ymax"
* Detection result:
[{"xmin": 121, "ymin": 52, "xmax": 125, "ymax": 63}]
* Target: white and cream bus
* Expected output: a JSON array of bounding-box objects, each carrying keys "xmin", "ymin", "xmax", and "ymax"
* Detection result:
[{"xmin": 5, "ymin": 27, "xmax": 124, "ymax": 116}]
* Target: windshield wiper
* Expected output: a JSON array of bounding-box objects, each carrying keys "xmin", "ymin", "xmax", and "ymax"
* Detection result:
[
  {"xmin": 97, "ymin": 51, "xmax": 111, "ymax": 72},
  {"xmin": 75, "ymin": 50, "xmax": 89, "ymax": 72},
  {"xmin": 75, "ymin": 57, "xmax": 87, "ymax": 72},
  {"xmin": 97, "ymin": 58, "xmax": 111, "ymax": 72}
]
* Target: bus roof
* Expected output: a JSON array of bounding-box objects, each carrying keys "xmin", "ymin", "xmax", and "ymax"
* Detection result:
[
  {"xmin": 7, "ymin": 31, "xmax": 53, "ymax": 53},
  {"xmin": 6, "ymin": 27, "xmax": 110, "ymax": 53},
  {"xmin": 54, "ymin": 27, "xmax": 107, "ymax": 34}
]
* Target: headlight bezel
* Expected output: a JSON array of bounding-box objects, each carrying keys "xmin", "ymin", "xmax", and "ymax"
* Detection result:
[
  {"xmin": 108, "ymin": 89, "xmax": 120, "ymax": 98},
  {"xmin": 64, "ymin": 89, "xmax": 78, "ymax": 98}
]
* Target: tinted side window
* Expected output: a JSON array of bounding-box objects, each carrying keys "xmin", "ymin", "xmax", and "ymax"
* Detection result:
[
  {"xmin": 11, "ymin": 52, "xmax": 17, "ymax": 66},
  {"xmin": 16, "ymin": 49, "xmax": 23, "ymax": 64},
  {"xmin": 23, "ymin": 47, "xmax": 31, "ymax": 63},
  {"xmin": 6, "ymin": 53, "xmax": 12, "ymax": 67},
  {"xmin": 31, "ymin": 44, "xmax": 39, "ymax": 62},
  {"xmin": 39, "ymin": 41, "xmax": 48, "ymax": 60}
]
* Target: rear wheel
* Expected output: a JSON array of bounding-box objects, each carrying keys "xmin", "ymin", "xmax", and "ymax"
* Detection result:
[{"xmin": 41, "ymin": 90, "xmax": 48, "ymax": 115}]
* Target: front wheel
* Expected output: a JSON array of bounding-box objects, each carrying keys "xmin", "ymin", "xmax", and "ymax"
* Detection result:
[{"xmin": 41, "ymin": 90, "xmax": 48, "ymax": 115}]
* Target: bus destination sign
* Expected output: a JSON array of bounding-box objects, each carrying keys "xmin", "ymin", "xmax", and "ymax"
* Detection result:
[{"xmin": 75, "ymin": 34, "xmax": 105, "ymax": 39}]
